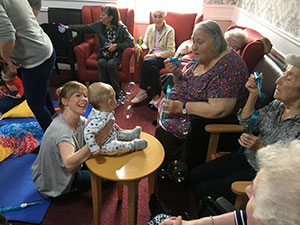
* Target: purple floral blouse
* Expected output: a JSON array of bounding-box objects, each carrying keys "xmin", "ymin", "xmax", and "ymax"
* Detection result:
[{"xmin": 158, "ymin": 50, "xmax": 248, "ymax": 139}]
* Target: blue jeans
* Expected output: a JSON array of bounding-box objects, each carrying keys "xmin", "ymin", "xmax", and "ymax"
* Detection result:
[
  {"xmin": 140, "ymin": 57, "xmax": 166, "ymax": 96},
  {"xmin": 0, "ymin": 90, "xmax": 25, "ymax": 114},
  {"xmin": 71, "ymin": 170, "xmax": 91, "ymax": 192},
  {"xmin": 20, "ymin": 50, "xmax": 56, "ymax": 132}
]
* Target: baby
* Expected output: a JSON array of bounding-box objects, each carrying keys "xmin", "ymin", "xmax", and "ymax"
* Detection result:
[
  {"xmin": 0, "ymin": 63, "xmax": 24, "ymax": 116},
  {"xmin": 84, "ymin": 82, "xmax": 148, "ymax": 155},
  {"xmin": 1, "ymin": 63, "xmax": 24, "ymax": 98}
]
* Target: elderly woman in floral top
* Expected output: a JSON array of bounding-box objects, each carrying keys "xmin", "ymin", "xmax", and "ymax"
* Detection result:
[
  {"xmin": 156, "ymin": 20, "xmax": 248, "ymax": 170},
  {"xmin": 189, "ymin": 54, "xmax": 300, "ymax": 204}
]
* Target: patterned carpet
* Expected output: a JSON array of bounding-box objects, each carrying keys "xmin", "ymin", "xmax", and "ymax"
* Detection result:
[{"xmin": 11, "ymin": 70, "xmax": 197, "ymax": 225}]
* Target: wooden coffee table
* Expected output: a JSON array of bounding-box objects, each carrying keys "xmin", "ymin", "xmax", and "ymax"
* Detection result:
[{"xmin": 86, "ymin": 132, "xmax": 165, "ymax": 225}]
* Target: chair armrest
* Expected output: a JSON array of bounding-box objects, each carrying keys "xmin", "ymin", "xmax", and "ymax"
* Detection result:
[
  {"xmin": 231, "ymin": 181, "xmax": 251, "ymax": 210},
  {"xmin": 205, "ymin": 124, "xmax": 246, "ymax": 133},
  {"xmin": 205, "ymin": 124, "xmax": 245, "ymax": 163},
  {"xmin": 133, "ymin": 49, "xmax": 149, "ymax": 83},
  {"xmin": 119, "ymin": 47, "xmax": 134, "ymax": 83},
  {"xmin": 73, "ymin": 41, "xmax": 93, "ymax": 81},
  {"xmin": 121, "ymin": 47, "xmax": 134, "ymax": 71}
]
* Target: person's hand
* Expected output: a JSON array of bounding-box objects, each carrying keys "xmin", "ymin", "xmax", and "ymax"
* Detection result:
[
  {"xmin": 245, "ymin": 73, "xmax": 263, "ymax": 96},
  {"xmin": 238, "ymin": 133, "xmax": 264, "ymax": 151},
  {"xmin": 15, "ymin": 94, "xmax": 22, "ymax": 98},
  {"xmin": 144, "ymin": 53, "xmax": 156, "ymax": 59},
  {"xmin": 161, "ymin": 99, "xmax": 183, "ymax": 114},
  {"xmin": 95, "ymin": 120, "xmax": 111, "ymax": 144},
  {"xmin": 135, "ymin": 44, "xmax": 142, "ymax": 53},
  {"xmin": 164, "ymin": 58, "xmax": 181, "ymax": 76},
  {"xmin": 160, "ymin": 216, "xmax": 183, "ymax": 225},
  {"xmin": 6, "ymin": 84, "xmax": 18, "ymax": 92},
  {"xmin": 60, "ymin": 24, "xmax": 69, "ymax": 29},
  {"xmin": 107, "ymin": 43, "xmax": 117, "ymax": 52},
  {"xmin": 115, "ymin": 123, "xmax": 120, "ymax": 130},
  {"xmin": 160, "ymin": 216, "xmax": 197, "ymax": 225}
]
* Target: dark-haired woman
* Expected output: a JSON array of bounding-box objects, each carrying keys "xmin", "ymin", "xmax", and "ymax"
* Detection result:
[{"xmin": 65, "ymin": 6, "xmax": 134, "ymax": 93}]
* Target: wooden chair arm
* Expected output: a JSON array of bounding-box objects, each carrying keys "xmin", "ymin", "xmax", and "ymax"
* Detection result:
[
  {"xmin": 231, "ymin": 181, "xmax": 252, "ymax": 209},
  {"xmin": 205, "ymin": 124, "xmax": 246, "ymax": 163},
  {"xmin": 205, "ymin": 124, "xmax": 246, "ymax": 133}
]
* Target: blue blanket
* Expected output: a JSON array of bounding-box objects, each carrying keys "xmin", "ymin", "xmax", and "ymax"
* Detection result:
[{"xmin": 0, "ymin": 154, "xmax": 51, "ymax": 224}]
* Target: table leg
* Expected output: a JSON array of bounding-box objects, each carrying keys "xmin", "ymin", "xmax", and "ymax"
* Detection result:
[
  {"xmin": 148, "ymin": 172, "xmax": 157, "ymax": 199},
  {"xmin": 117, "ymin": 182, "xmax": 123, "ymax": 201},
  {"xmin": 126, "ymin": 180, "xmax": 139, "ymax": 225},
  {"xmin": 90, "ymin": 172, "xmax": 102, "ymax": 225}
]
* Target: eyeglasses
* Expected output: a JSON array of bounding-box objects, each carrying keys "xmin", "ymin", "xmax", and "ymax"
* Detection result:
[{"xmin": 152, "ymin": 15, "xmax": 164, "ymax": 19}]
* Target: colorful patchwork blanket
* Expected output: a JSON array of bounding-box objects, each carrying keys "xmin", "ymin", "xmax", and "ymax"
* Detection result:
[{"xmin": 0, "ymin": 122, "xmax": 43, "ymax": 161}]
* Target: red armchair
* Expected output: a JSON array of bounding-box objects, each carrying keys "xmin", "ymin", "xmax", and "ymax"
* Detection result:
[
  {"xmin": 226, "ymin": 25, "xmax": 272, "ymax": 73},
  {"xmin": 133, "ymin": 12, "xmax": 203, "ymax": 83},
  {"xmin": 73, "ymin": 6, "xmax": 134, "ymax": 86}
]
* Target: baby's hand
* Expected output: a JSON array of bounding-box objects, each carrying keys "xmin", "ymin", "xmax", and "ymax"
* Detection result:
[{"xmin": 15, "ymin": 94, "xmax": 22, "ymax": 98}]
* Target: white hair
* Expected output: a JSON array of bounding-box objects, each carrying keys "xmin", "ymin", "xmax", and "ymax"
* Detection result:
[
  {"xmin": 151, "ymin": 9, "xmax": 166, "ymax": 17},
  {"xmin": 224, "ymin": 28, "xmax": 248, "ymax": 50},
  {"xmin": 285, "ymin": 54, "xmax": 300, "ymax": 70},
  {"xmin": 254, "ymin": 139, "xmax": 300, "ymax": 225}
]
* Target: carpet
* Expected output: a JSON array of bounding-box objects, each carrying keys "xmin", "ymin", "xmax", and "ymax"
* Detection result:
[{"xmin": 0, "ymin": 154, "xmax": 51, "ymax": 224}]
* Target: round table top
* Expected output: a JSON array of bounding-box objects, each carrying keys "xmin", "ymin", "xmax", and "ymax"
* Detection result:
[{"xmin": 85, "ymin": 132, "xmax": 165, "ymax": 181}]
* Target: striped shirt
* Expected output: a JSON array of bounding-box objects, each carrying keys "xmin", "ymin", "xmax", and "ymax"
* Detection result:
[{"xmin": 234, "ymin": 210, "xmax": 247, "ymax": 225}]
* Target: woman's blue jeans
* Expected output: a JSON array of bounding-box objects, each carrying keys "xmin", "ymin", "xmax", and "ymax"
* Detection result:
[{"xmin": 20, "ymin": 50, "xmax": 56, "ymax": 132}]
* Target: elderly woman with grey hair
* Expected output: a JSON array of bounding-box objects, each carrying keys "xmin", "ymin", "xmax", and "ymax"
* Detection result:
[
  {"xmin": 148, "ymin": 139, "xmax": 300, "ymax": 225},
  {"xmin": 131, "ymin": 9, "xmax": 175, "ymax": 105},
  {"xmin": 224, "ymin": 28, "xmax": 248, "ymax": 52},
  {"xmin": 189, "ymin": 54, "xmax": 300, "ymax": 205},
  {"xmin": 155, "ymin": 20, "xmax": 249, "ymax": 170}
]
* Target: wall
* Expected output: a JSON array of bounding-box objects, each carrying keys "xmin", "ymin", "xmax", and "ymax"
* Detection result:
[
  {"xmin": 203, "ymin": 0, "xmax": 300, "ymax": 56},
  {"xmin": 38, "ymin": 0, "xmax": 300, "ymax": 57}
]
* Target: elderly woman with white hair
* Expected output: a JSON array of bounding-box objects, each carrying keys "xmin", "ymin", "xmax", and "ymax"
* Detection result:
[
  {"xmin": 150, "ymin": 139, "xmax": 300, "ymax": 225},
  {"xmin": 131, "ymin": 9, "xmax": 175, "ymax": 105},
  {"xmin": 224, "ymin": 28, "xmax": 248, "ymax": 52},
  {"xmin": 189, "ymin": 54, "xmax": 300, "ymax": 204}
]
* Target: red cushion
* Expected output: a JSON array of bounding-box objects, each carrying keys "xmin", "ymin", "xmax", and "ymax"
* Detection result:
[{"xmin": 166, "ymin": 12, "xmax": 197, "ymax": 48}]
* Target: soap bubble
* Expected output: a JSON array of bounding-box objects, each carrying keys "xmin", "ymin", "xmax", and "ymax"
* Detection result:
[
  {"xmin": 158, "ymin": 168, "xmax": 168, "ymax": 180},
  {"xmin": 167, "ymin": 160, "xmax": 188, "ymax": 183},
  {"xmin": 125, "ymin": 82, "xmax": 136, "ymax": 96},
  {"xmin": 125, "ymin": 105, "xmax": 134, "ymax": 119},
  {"xmin": 117, "ymin": 90, "xmax": 126, "ymax": 106}
]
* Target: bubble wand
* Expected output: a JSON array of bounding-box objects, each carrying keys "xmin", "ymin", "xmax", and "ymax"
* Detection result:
[
  {"xmin": 161, "ymin": 85, "xmax": 171, "ymax": 124},
  {"xmin": 238, "ymin": 110, "xmax": 259, "ymax": 154},
  {"xmin": 169, "ymin": 57, "xmax": 200, "ymax": 70},
  {"xmin": 0, "ymin": 200, "xmax": 44, "ymax": 213},
  {"xmin": 58, "ymin": 23, "xmax": 66, "ymax": 33},
  {"xmin": 136, "ymin": 37, "xmax": 143, "ymax": 66},
  {"xmin": 254, "ymin": 72, "xmax": 262, "ymax": 98}
]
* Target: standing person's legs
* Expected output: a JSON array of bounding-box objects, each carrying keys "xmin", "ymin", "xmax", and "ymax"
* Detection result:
[
  {"xmin": 98, "ymin": 58, "xmax": 108, "ymax": 83},
  {"xmin": 21, "ymin": 51, "xmax": 55, "ymax": 132},
  {"xmin": 106, "ymin": 57, "xmax": 121, "ymax": 93}
]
